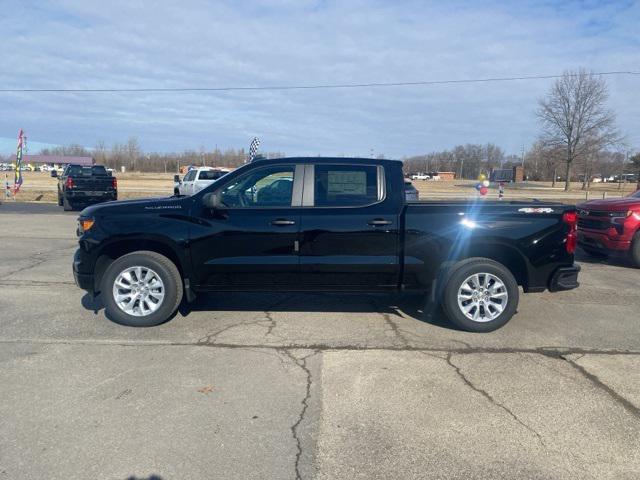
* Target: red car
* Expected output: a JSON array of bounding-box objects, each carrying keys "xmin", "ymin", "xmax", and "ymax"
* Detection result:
[{"xmin": 577, "ymin": 189, "xmax": 640, "ymax": 266}]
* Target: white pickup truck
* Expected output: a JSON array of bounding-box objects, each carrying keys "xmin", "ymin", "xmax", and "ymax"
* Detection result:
[
  {"xmin": 411, "ymin": 173, "xmax": 431, "ymax": 181},
  {"xmin": 174, "ymin": 167, "xmax": 228, "ymax": 196}
]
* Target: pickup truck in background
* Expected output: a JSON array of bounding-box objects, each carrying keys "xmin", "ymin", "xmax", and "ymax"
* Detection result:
[
  {"xmin": 411, "ymin": 173, "xmax": 430, "ymax": 180},
  {"xmin": 577, "ymin": 189, "xmax": 640, "ymax": 266},
  {"xmin": 174, "ymin": 167, "xmax": 228, "ymax": 196},
  {"xmin": 53, "ymin": 164, "xmax": 117, "ymax": 211},
  {"xmin": 73, "ymin": 157, "xmax": 580, "ymax": 332}
]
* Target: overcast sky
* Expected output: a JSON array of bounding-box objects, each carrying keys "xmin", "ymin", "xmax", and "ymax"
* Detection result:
[{"xmin": 1, "ymin": 0, "xmax": 639, "ymax": 157}]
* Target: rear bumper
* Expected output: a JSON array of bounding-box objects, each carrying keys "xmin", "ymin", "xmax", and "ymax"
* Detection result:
[
  {"xmin": 66, "ymin": 191, "xmax": 117, "ymax": 202},
  {"xmin": 548, "ymin": 265, "xmax": 581, "ymax": 292},
  {"xmin": 578, "ymin": 231, "xmax": 631, "ymax": 252}
]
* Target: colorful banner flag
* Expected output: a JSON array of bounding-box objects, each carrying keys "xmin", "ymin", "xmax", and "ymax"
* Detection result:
[{"xmin": 14, "ymin": 129, "xmax": 24, "ymax": 193}]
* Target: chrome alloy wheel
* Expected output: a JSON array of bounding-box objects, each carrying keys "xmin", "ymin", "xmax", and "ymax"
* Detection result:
[
  {"xmin": 456, "ymin": 272, "xmax": 508, "ymax": 323},
  {"xmin": 112, "ymin": 266, "xmax": 165, "ymax": 317}
]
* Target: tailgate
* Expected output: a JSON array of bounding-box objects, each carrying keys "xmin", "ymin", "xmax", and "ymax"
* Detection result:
[{"xmin": 70, "ymin": 176, "xmax": 114, "ymax": 192}]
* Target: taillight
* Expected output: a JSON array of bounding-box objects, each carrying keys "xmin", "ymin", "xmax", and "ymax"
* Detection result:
[
  {"xmin": 112, "ymin": 177, "xmax": 117, "ymax": 189},
  {"xmin": 563, "ymin": 211, "xmax": 578, "ymax": 254},
  {"xmin": 65, "ymin": 177, "xmax": 75, "ymax": 189}
]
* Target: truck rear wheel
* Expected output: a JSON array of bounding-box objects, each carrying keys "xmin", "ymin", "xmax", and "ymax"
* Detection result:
[
  {"xmin": 441, "ymin": 258, "xmax": 519, "ymax": 332},
  {"xmin": 62, "ymin": 196, "xmax": 74, "ymax": 211},
  {"xmin": 101, "ymin": 251, "xmax": 183, "ymax": 327}
]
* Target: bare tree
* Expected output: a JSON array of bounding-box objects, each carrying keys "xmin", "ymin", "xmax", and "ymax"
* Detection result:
[
  {"xmin": 536, "ymin": 69, "xmax": 619, "ymax": 191},
  {"xmin": 630, "ymin": 153, "xmax": 640, "ymax": 190}
]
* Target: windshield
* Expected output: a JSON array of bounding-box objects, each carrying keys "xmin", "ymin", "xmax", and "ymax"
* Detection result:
[{"xmin": 631, "ymin": 190, "xmax": 640, "ymax": 198}]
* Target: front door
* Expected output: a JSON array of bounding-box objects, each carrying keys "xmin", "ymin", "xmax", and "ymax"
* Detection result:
[
  {"xmin": 189, "ymin": 164, "xmax": 303, "ymax": 289},
  {"xmin": 181, "ymin": 169, "xmax": 196, "ymax": 195},
  {"xmin": 297, "ymin": 163, "xmax": 400, "ymax": 290}
]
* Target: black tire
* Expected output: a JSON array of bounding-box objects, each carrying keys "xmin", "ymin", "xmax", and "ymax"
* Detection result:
[
  {"xmin": 101, "ymin": 251, "xmax": 183, "ymax": 327},
  {"xmin": 62, "ymin": 195, "xmax": 73, "ymax": 211},
  {"xmin": 630, "ymin": 232, "xmax": 640, "ymax": 268},
  {"xmin": 581, "ymin": 246, "xmax": 608, "ymax": 258},
  {"xmin": 173, "ymin": 188, "xmax": 180, "ymax": 196},
  {"xmin": 441, "ymin": 258, "xmax": 519, "ymax": 333}
]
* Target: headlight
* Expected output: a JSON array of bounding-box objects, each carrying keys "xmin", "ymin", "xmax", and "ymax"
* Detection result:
[
  {"xmin": 77, "ymin": 217, "xmax": 95, "ymax": 235},
  {"xmin": 609, "ymin": 211, "xmax": 631, "ymax": 218},
  {"xmin": 611, "ymin": 210, "xmax": 637, "ymax": 225}
]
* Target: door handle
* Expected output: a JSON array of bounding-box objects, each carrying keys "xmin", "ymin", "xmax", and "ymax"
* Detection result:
[
  {"xmin": 271, "ymin": 219, "xmax": 296, "ymax": 226},
  {"xmin": 368, "ymin": 219, "xmax": 392, "ymax": 226}
]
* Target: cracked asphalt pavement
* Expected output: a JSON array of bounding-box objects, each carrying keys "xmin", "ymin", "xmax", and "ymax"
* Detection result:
[{"xmin": 1, "ymin": 203, "xmax": 639, "ymax": 479}]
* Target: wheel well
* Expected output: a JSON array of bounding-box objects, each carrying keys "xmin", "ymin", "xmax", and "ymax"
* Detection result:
[
  {"xmin": 94, "ymin": 240, "xmax": 184, "ymax": 292},
  {"xmin": 450, "ymin": 244, "xmax": 528, "ymax": 288}
]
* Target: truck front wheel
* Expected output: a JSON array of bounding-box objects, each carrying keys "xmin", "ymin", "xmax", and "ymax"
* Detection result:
[
  {"xmin": 101, "ymin": 251, "xmax": 183, "ymax": 327},
  {"xmin": 441, "ymin": 258, "xmax": 519, "ymax": 332},
  {"xmin": 630, "ymin": 232, "xmax": 640, "ymax": 268}
]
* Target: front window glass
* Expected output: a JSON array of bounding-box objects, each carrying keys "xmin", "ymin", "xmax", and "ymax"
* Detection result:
[
  {"xmin": 219, "ymin": 166, "xmax": 295, "ymax": 208},
  {"xmin": 314, "ymin": 165, "xmax": 379, "ymax": 207}
]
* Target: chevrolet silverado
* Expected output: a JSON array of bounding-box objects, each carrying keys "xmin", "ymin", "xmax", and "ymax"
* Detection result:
[{"xmin": 73, "ymin": 157, "xmax": 580, "ymax": 332}]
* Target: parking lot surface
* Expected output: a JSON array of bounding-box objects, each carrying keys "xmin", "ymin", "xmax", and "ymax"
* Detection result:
[{"xmin": 1, "ymin": 202, "xmax": 639, "ymax": 479}]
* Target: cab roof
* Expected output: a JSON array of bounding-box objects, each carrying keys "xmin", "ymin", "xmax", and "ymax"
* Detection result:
[{"xmin": 251, "ymin": 156, "xmax": 402, "ymax": 166}]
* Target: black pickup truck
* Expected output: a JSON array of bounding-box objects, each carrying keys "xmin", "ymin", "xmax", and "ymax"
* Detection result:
[
  {"xmin": 73, "ymin": 157, "xmax": 579, "ymax": 332},
  {"xmin": 54, "ymin": 164, "xmax": 117, "ymax": 211}
]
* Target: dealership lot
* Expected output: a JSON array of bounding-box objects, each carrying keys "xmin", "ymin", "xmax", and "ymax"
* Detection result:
[{"xmin": 1, "ymin": 203, "xmax": 639, "ymax": 479}]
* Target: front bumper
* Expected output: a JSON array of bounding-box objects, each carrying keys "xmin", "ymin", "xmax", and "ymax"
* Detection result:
[
  {"xmin": 73, "ymin": 249, "xmax": 95, "ymax": 292},
  {"xmin": 548, "ymin": 265, "xmax": 581, "ymax": 292},
  {"xmin": 578, "ymin": 231, "xmax": 631, "ymax": 252}
]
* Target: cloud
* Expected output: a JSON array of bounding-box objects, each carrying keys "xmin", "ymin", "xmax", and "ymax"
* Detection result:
[
  {"xmin": 0, "ymin": 0, "xmax": 638, "ymax": 157},
  {"xmin": 0, "ymin": 137, "xmax": 60, "ymax": 156}
]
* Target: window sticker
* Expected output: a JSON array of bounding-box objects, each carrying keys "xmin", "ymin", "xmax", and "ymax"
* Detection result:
[{"xmin": 327, "ymin": 171, "xmax": 367, "ymax": 196}]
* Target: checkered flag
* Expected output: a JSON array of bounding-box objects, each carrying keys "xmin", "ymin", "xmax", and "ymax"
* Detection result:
[{"xmin": 248, "ymin": 137, "xmax": 260, "ymax": 162}]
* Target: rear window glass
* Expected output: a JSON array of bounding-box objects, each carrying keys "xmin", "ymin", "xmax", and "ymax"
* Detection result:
[
  {"xmin": 314, "ymin": 165, "xmax": 379, "ymax": 207},
  {"xmin": 90, "ymin": 166, "xmax": 108, "ymax": 175},
  {"xmin": 66, "ymin": 165, "xmax": 105, "ymax": 176},
  {"xmin": 198, "ymin": 170, "xmax": 225, "ymax": 180}
]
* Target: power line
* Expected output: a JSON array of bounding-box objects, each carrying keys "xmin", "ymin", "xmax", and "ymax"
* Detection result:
[{"xmin": 1, "ymin": 70, "xmax": 639, "ymax": 94}]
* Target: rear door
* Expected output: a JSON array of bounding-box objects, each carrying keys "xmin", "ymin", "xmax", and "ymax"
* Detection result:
[
  {"xmin": 194, "ymin": 169, "xmax": 223, "ymax": 194},
  {"xmin": 297, "ymin": 163, "xmax": 400, "ymax": 290}
]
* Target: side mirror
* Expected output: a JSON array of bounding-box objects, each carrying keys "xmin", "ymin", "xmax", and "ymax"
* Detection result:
[
  {"xmin": 173, "ymin": 174, "xmax": 181, "ymax": 183},
  {"xmin": 202, "ymin": 191, "xmax": 223, "ymax": 209},
  {"xmin": 51, "ymin": 170, "xmax": 58, "ymax": 178}
]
